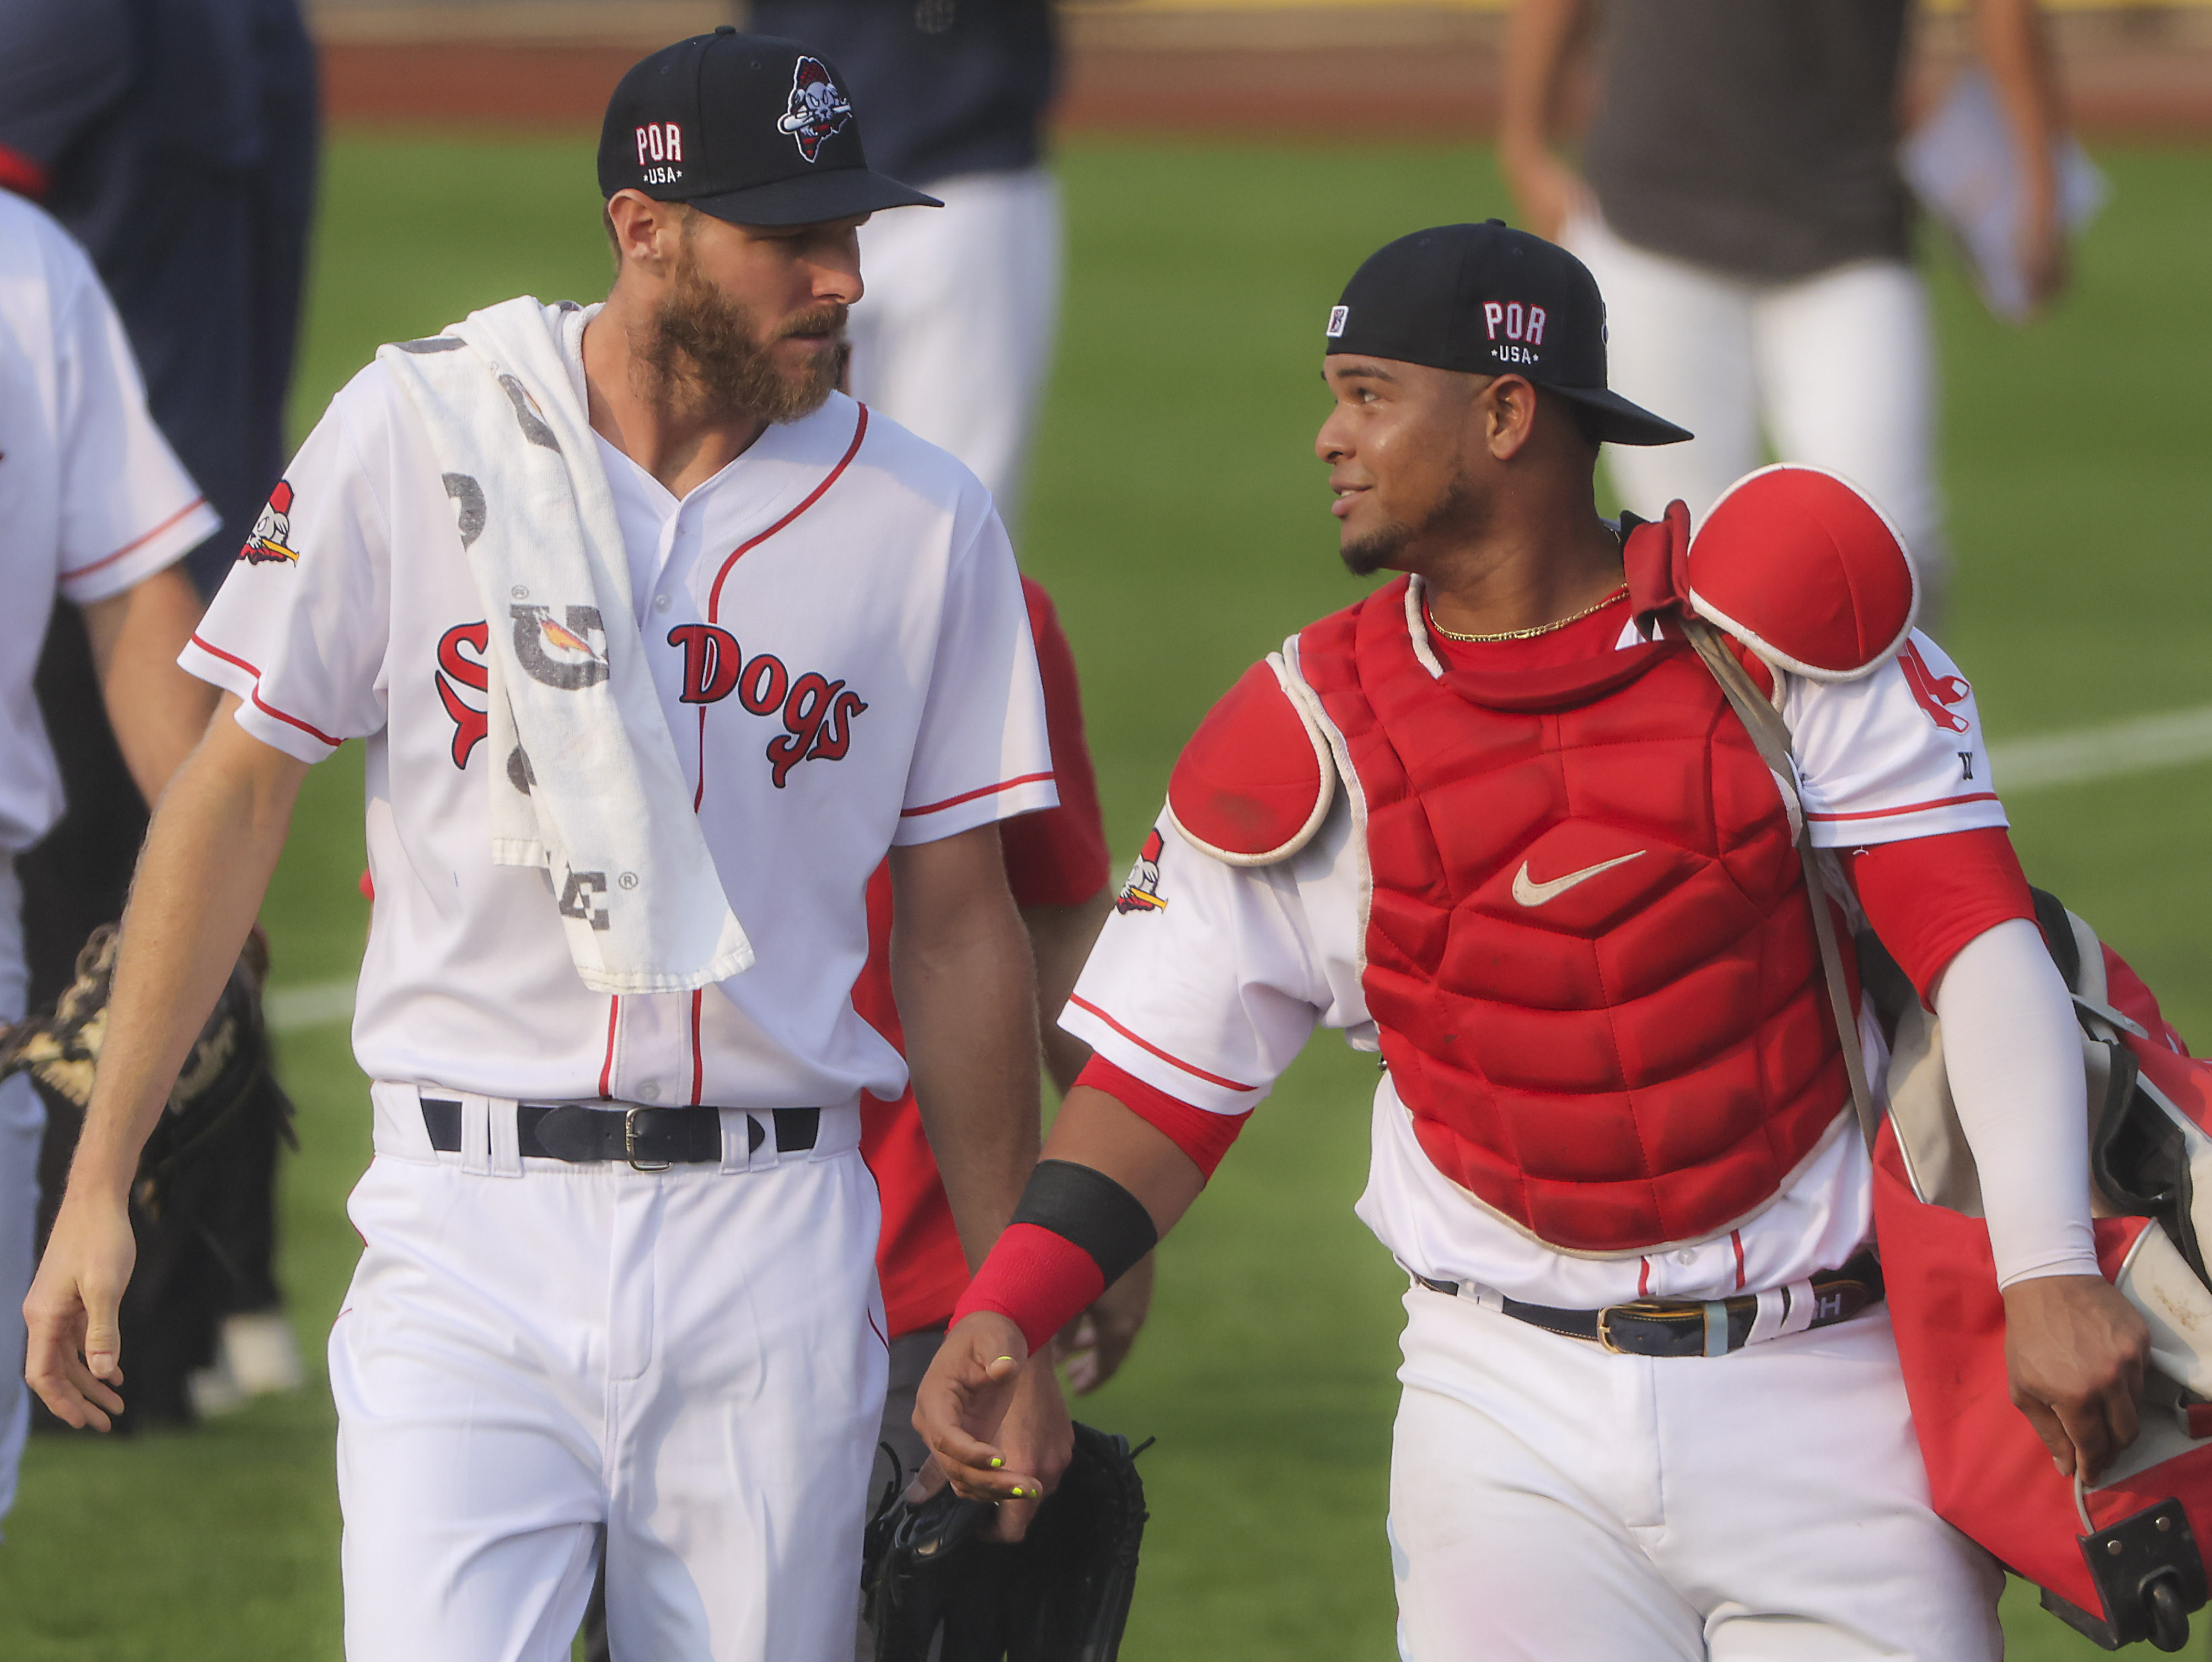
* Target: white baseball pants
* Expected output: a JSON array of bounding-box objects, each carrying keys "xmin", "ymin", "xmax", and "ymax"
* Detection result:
[
  {"xmin": 0, "ymin": 854, "xmax": 36, "ymax": 1531},
  {"xmin": 847, "ymin": 165, "xmax": 1063, "ymax": 527},
  {"xmin": 331, "ymin": 1097, "xmax": 886, "ymax": 1662},
  {"xmin": 1388, "ymin": 1288, "xmax": 2002, "ymax": 1661},
  {"xmin": 1569, "ymin": 213, "xmax": 1947, "ymax": 614}
]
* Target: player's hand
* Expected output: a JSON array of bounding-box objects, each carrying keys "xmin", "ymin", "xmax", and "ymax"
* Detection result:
[
  {"xmin": 23, "ymin": 1192, "xmax": 136, "ymax": 1431},
  {"xmin": 912, "ymin": 1311, "xmax": 1043, "ymax": 1506},
  {"xmin": 2003, "ymin": 1273, "xmax": 2148, "ymax": 1482},
  {"xmin": 1059, "ymin": 1252, "xmax": 1155, "ymax": 1396},
  {"xmin": 1500, "ymin": 142, "xmax": 1596, "ymax": 245},
  {"xmin": 2017, "ymin": 188, "xmax": 2070, "ymax": 315},
  {"xmin": 980, "ymin": 1353, "xmax": 1074, "ymax": 1542}
]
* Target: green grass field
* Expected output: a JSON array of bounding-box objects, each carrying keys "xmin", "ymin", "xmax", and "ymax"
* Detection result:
[{"xmin": 2, "ymin": 133, "xmax": 2209, "ymax": 1659}]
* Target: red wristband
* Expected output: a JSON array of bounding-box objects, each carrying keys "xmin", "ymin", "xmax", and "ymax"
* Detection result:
[{"xmin": 949, "ymin": 1221, "xmax": 1105, "ymax": 1357}]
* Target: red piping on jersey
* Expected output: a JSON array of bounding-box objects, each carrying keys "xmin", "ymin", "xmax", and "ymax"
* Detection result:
[
  {"xmin": 705, "ymin": 404, "xmax": 868, "ymax": 624},
  {"xmin": 900, "ymin": 771, "xmax": 1056, "ymax": 819},
  {"xmin": 685, "ymin": 995, "xmax": 703, "ymax": 1111},
  {"xmin": 187, "ymin": 634, "xmax": 345, "ymax": 749},
  {"xmin": 65, "ymin": 496, "xmax": 209, "ymax": 580},
  {"xmin": 1806, "ymin": 791, "xmax": 2000, "ymax": 823},
  {"xmin": 1637, "ymin": 1257, "xmax": 1651, "ymax": 1297},
  {"xmin": 598, "ymin": 995, "xmax": 620, "ymax": 1099},
  {"xmin": 0, "ymin": 143, "xmax": 51, "ymax": 201},
  {"xmin": 1731, "ymin": 1229, "xmax": 1747, "ymax": 1290},
  {"xmin": 1065, "ymin": 994, "xmax": 1258, "ymax": 1093}
]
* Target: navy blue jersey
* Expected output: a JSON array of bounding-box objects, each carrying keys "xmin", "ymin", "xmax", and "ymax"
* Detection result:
[
  {"xmin": 0, "ymin": 0, "xmax": 318, "ymax": 594},
  {"xmin": 748, "ymin": 0, "xmax": 1055, "ymax": 189}
]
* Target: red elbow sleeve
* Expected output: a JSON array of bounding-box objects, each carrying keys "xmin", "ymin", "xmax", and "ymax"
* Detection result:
[
  {"xmin": 1845, "ymin": 827, "xmax": 2037, "ymax": 1006},
  {"xmin": 950, "ymin": 1222, "xmax": 1106, "ymax": 1357},
  {"xmin": 1077, "ymin": 1055, "xmax": 1249, "ymax": 1179}
]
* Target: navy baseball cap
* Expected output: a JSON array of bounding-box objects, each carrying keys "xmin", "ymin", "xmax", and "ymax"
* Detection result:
[
  {"xmin": 1325, "ymin": 222, "xmax": 1690, "ymax": 447},
  {"xmin": 598, "ymin": 30, "xmax": 941, "ymax": 227}
]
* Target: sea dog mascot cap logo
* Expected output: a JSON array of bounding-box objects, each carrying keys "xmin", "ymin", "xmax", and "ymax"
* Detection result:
[
  {"xmin": 778, "ymin": 57, "xmax": 852, "ymax": 163},
  {"xmin": 239, "ymin": 480, "xmax": 298, "ymax": 565}
]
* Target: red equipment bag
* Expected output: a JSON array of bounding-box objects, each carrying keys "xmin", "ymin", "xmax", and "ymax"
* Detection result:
[{"xmin": 1869, "ymin": 890, "xmax": 2212, "ymax": 1652}]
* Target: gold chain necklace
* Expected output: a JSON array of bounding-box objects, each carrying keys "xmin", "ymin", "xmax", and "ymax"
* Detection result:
[{"xmin": 1427, "ymin": 584, "xmax": 1631, "ymax": 644}]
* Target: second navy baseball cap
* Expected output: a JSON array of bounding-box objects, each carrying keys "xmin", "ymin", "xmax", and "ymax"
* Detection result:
[
  {"xmin": 1325, "ymin": 222, "xmax": 1691, "ymax": 447},
  {"xmin": 599, "ymin": 30, "xmax": 941, "ymax": 227}
]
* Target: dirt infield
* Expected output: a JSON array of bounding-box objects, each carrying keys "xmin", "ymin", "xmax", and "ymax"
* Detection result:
[{"xmin": 321, "ymin": 19, "xmax": 2212, "ymax": 138}]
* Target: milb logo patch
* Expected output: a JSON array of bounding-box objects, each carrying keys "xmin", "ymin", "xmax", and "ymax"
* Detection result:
[
  {"xmin": 239, "ymin": 480, "xmax": 298, "ymax": 565},
  {"xmin": 1115, "ymin": 828, "xmax": 1170, "ymax": 914}
]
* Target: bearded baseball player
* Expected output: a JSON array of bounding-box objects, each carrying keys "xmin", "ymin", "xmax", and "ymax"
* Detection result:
[
  {"xmin": 26, "ymin": 30, "xmax": 1072, "ymax": 1661},
  {"xmin": 914, "ymin": 222, "xmax": 2151, "ymax": 1657}
]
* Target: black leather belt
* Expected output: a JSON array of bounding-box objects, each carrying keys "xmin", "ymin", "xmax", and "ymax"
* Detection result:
[
  {"xmin": 1414, "ymin": 1248, "xmax": 1884, "ymax": 1359},
  {"xmin": 420, "ymin": 1098, "xmax": 818, "ymax": 1170}
]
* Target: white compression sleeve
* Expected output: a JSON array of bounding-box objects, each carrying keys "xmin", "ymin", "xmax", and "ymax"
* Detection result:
[{"xmin": 1932, "ymin": 916, "xmax": 2102, "ymax": 1288}]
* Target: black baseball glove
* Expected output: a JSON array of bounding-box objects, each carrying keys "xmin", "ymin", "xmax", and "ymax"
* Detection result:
[{"xmin": 863, "ymin": 1422, "xmax": 1151, "ymax": 1662}]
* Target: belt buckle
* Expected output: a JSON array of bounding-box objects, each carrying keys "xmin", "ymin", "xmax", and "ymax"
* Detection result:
[
  {"xmin": 624, "ymin": 1105, "xmax": 672, "ymax": 1173},
  {"xmin": 1595, "ymin": 1304, "xmax": 1632, "ymax": 1354}
]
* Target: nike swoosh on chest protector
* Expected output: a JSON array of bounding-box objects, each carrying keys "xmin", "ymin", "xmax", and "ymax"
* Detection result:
[{"xmin": 1511, "ymin": 850, "xmax": 1646, "ymax": 907}]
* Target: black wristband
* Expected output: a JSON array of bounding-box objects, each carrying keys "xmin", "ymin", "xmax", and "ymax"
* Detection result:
[{"xmin": 1012, "ymin": 1160, "xmax": 1158, "ymax": 1288}]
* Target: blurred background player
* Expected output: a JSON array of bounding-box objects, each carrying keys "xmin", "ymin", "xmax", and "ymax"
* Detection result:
[
  {"xmin": 1500, "ymin": 0, "xmax": 2069, "ymax": 622},
  {"xmin": 747, "ymin": 0, "xmax": 1062, "ymax": 525},
  {"xmin": 0, "ymin": 0, "xmax": 319, "ymax": 1419},
  {"xmin": 0, "ymin": 185, "xmax": 221, "ymax": 1527}
]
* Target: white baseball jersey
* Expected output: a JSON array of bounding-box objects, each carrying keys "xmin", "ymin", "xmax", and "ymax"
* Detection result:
[
  {"xmin": 184, "ymin": 337, "xmax": 1055, "ymax": 1114},
  {"xmin": 0, "ymin": 189, "xmax": 217, "ymax": 860},
  {"xmin": 0, "ymin": 187, "xmax": 214, "ymax": 1532},
  {"xmin": 1064, "ymin": 622, "xmax": 2006, "ymax": 1309}
]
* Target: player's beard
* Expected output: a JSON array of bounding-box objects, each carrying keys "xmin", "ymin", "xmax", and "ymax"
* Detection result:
[
  {"xmin": 645, "ymin": 253, "xmax": 847, "ymax": 426},
  {"xmin": 1339, "ymin": 471, "xmax": 1475, "ymax": 577}
]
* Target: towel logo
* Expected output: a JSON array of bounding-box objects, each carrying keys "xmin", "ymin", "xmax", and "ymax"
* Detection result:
[
  {"xmin": 512, "ymin": 604, "xmax": 609, "ymax": 691},
  {"xmin": 777, "ymin": 57, "xmax": 852, "ymax": 163},
  {"xmin": 239, "ymin": 480, "xmax": 298, "ymax": 565},
  {"xmin": 1115, "ymin": 828, "xmax": 1171, "ymax": 914},
  {"xmin": 667, "ymin": 623, "xmax": 868, "ymax": 789}
]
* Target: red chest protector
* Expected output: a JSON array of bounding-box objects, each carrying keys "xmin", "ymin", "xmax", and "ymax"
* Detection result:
[
  {"xmin": 1166, "ymin": 468, "xmax": 1921, "ymax": 1256},
  {"xmin": 1303, "ymin": 582, "xmax": 1840, "ymax": 1252}
]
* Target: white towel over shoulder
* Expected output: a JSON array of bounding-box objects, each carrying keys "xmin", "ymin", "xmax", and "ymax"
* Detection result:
[{"xmin": 377, "ymin": 297, "xmax": 753, "ymax": 995}]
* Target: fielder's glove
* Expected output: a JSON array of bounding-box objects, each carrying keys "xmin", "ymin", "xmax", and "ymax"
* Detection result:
[
  {"xmin": 863, "ymin": 1422, "xmax": 1151, "ymax": 1662},
  {"xmin": 0, "ymin": 924, "xmax": 294, "ymax": 1223}
]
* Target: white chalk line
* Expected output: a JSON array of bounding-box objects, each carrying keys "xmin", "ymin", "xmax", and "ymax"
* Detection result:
[
  {"xmin": 266, "ymin": 980, "xmax": 357, "ymax": 1033},
  {"xmin": 1989, "ymin": 702, "xmax": 2212, "ymax": 794},
  {"xmin": 258, "ymin": 703, "xmax": 2212, "ymax": 1034}
]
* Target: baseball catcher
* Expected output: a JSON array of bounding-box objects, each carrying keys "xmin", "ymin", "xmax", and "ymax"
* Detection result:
[{"xmin": 914, "ymin": 223, "xmax": 2147, "ymax": 1659}]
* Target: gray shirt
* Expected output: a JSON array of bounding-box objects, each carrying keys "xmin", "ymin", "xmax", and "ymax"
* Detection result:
[{"xmin": 1581, "ymin": 0, "xmax": 1913, "ymax": 281}]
